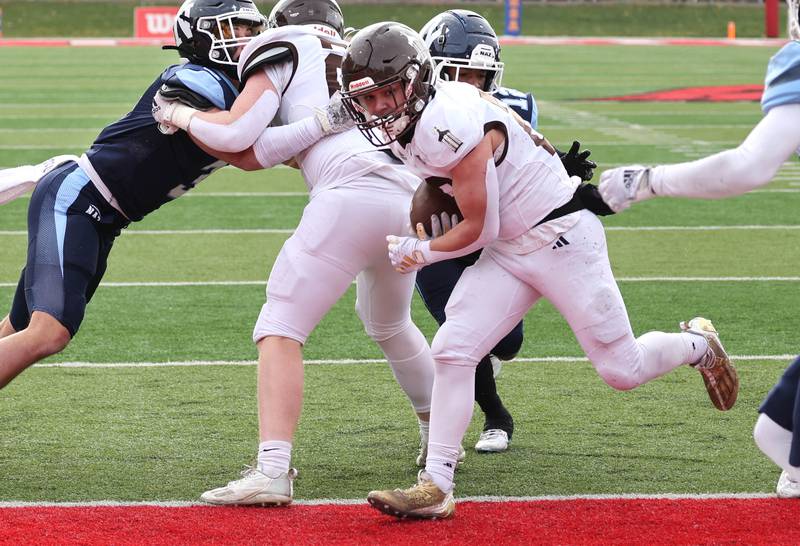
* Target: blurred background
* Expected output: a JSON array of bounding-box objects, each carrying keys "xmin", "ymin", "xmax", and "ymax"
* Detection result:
[{"xmin": 0, "ymin": 0, "xmax": 789, "ymax": 39}]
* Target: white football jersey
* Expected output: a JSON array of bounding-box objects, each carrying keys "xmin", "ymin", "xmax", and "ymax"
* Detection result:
[
  {"xmin": 389, "ymin": 81, "xmax": 578, "ymax": 250},
  {"xmin": 242, "ymin": 26, "xmax": 418, "ymax": 195}
]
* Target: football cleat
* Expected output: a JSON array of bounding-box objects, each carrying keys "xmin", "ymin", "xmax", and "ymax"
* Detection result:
[
  {"xmin": 475, "ymin": 429, "xmax": 509, "ymax": 453},
  {"xmin": 416, "ymin": 442, "xmax": 466, "ymax": 468},
  {"xmin": 777, "ymin": 470, "xmax": 800, "ymax": 498},
  {"xmin": 680, "ymin": 317, "xmax": 739, "ymax": 411},
  {"xmin": 367, "ymin": 470, "xmax": 455, "ymax": 519},
  {"xmin": 200, "ymin": 466, "xmax": 297, "ymax": 506}
]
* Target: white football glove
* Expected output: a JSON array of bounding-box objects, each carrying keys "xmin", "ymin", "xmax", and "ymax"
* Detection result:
[
  {"xmin": 415, "ymin": 212, "xmax": 460, "ymax": 240},
  {"xmin": 387, "ymin": 235, "xmax": 430, "ymax": 274},
  {"xmin": 598, "ymin": 165, "xmax": 655, "ymax": 213},
  {"xmin": 151, "ymin": 89, "xmax": 197, "ymax": 135},
  {"xmin": 314, "ymin": 91, "xmax": 355, "ymax": 136}
]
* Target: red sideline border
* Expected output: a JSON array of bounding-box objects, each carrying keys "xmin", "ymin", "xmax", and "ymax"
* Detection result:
[
  {"xmin": 0, "ymin": 36, "xmax": 788, "ymax": 48},
  {"xmin": 2, "ymin": 497, "xmax": 799, "ymax": 545}
]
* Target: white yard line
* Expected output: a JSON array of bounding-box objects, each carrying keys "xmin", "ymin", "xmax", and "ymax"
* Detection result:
[
  {"xmin": 0, "ymin": 491, "xmax": 777, "ymax": 508},
  {"xmin": 30, "ymin": 354, "xmax": 797, "ymax": 369}
]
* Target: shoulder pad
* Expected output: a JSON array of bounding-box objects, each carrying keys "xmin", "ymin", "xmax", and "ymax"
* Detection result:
[
  {"xmin": 762, "ymin": 41, "xmax": 800, "ymax": 114},
  {"xmin": 161, "ymin": 64, "xmax": 238, "ymax": 110},
  {"xmin": 160, "ymin": 83, "xmax": 214, "ymax": 111},
  {"xmin": 237, "ymin": 28, "xmax": 310, "ymax": 84},
  {"xmin": 415, "ymin": 83, "xmax": 484, "ymax": 169}
]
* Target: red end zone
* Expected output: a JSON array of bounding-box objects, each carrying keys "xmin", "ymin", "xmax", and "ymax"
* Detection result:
[
  {"xmin": 2, "ymin": 497, "xmax": 798, "ymax": 545},
  {"xmin": 594, "ymin": 85, "xmax": 764, "ymax": 102}
]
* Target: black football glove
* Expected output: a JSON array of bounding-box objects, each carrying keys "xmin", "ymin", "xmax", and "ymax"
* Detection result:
[
  {"xmin": 576, "ymin": 182, "xmax": 615, "ymax": 216},
  {"xmin": 558, "ymin": 140, "xmax": 597, "ymax": 182}
]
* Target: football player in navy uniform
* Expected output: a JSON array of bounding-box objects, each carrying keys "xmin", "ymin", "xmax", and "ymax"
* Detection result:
[
  {"xmin": 341, "ymin": 22, "xmax": 738, "ymax": 519},
  {"xmin": 599, "ymin": 0, "xmax": 800, "ymax": 500},
  {"xmin": 416, "ymin": 10, "xmax": 597, "ymax": 454},
  {"xmin": 0, "ymin": 0, "xmax": 279, "ymax": 389}
]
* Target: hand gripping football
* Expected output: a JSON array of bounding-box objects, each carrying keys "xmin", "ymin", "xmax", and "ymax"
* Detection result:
[{"xmin": 410, "ymin": 180, "xmax": 462, "ymax": 237}]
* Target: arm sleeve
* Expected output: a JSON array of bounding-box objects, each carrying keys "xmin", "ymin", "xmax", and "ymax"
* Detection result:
[
  {"xmin": 251, "ymin": 115, "xmax": 325, "ymax": 169},
  {"xmin": 423, "ymin": 157, "xmax": 500, "ymax": 263},
  {"xmin": 650, "ymin": 104, "xmax": 800, "ymax": 199},
  {"xmin": 187, "ymin": 89, "xmax": 281, "ymax": 153}
]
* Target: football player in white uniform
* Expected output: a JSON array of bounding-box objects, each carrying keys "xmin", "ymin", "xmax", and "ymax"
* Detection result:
[
  {"xmin": 154, "ymin": 0, "xmax": 437, "ymax": 506},
  {"xmin": 598, "ymin": 0, "xmax": 800, "ymax": 500},
  {"xmin": 340, "ymin": 22, "xmax": 739, "ymax": 519},
  {"xmin": 416, "ymin": 9, "xmax": 597, "ymax": 455}
]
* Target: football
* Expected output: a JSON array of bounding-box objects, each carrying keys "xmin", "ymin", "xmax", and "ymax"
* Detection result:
[{"xmin": 410, "ymin": 180, "xmax": 463, "ymax": 236}]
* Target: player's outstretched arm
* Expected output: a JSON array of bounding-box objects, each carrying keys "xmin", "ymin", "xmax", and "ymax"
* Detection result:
[
  {"xmin": 599, "ymin": 103, "xmax": 800, "ymax": 212},
  {"xmin": 182, "ymin": 92, "xmax": 354, "ymax": 171}
]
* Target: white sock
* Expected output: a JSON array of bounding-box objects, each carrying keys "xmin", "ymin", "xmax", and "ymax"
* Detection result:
[
  {"xmin": 425, "ymin": 442, "xmax": 461, "ymax": 493},
  {"xmin": 754, "ymin": 413, "xmax": 800, "ymax": 481},
  {"xmin": 424, "ymin": 361, "xmax": 475, "ymax": 493},
  {"xmin": 636, "ymin": 331, "xmax": 704, "ymax": 379},
  {"xmin": 418, "ymin": 418, "xmax": 430, "ymax": 445},
  {"xmin": 257, "ymin": 440, "xmax": 292, "ymax": 476},
  {"xmin": 680, "ymin": 332, "xmax": 710, "ymax": 364}
]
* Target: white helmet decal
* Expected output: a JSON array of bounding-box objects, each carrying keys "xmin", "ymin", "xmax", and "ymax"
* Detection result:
[{"xmin": 177, "ymin": 1, "xmax": 195, "ymax": 39}]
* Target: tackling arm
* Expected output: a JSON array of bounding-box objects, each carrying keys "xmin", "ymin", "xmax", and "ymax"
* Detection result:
[
  {"xmin": 171, "ymin": 71, "xmax": 281, "ymax": 153},
  {"xmin": 650, "ymin": 103, "xmax": 800, "ymax": 198},
  {"xmin": 599, "ymin": 103, "xmax": 800, "ymax": 210}
]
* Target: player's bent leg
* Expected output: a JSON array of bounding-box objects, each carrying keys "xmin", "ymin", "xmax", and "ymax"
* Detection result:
[
  {"xmin": 0, "ymin": 311, "xmax": 70, "ymax": 389},
  {"xmin": 356, "ymin": 264, "xmax": 433, "ymax": 392},
  {"xmin": 534, "ymin": 212, "xmax": 708, "ymax": 393},
  {"xmin": 753, "ymin": 413, "xmax": 800, "ymax": 498}
]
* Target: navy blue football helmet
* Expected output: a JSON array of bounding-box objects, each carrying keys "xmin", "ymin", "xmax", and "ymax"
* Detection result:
[
  {"xmin": 172, "ymin": 0, "xmax": 266, "ymax": 79},
  {"xmin": 420, "ymin": 10, "xmax": 504, "ymax": 92}
]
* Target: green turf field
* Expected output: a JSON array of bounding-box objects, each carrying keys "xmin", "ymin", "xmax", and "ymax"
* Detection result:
[{"xmin": 0, "ymin": 42, "xmax": 796, "ymax": 502}]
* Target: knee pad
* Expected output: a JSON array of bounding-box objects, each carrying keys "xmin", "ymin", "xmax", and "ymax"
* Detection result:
[
  {"xmin": 431, "ymin": 331, "xmax": 480, "ymax": 368},
  {"xmin": 586, "ymin": 334, "xmax": 643, "ymax": 391},
  {"xmin": 355, "ymin": 301, "xmax": 410, "ymax": 343}
]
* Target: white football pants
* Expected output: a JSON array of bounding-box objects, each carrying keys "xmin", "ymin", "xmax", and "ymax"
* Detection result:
[
  {"xmin": 253, "ymin": 175, "xmax": 434, "ymax": 413},
  {"xmin": 425, "ymin": 211, "xmax": 694, "ymax": 490}
]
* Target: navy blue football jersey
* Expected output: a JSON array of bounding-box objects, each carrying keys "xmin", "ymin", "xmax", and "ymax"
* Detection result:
[
  {"xmin": 84, "ymin": 64, "xmax": 239, "ymax": 222},
  {"xmin": 493, "ymin": 86, "xmax": 538, "ymax": 129}
]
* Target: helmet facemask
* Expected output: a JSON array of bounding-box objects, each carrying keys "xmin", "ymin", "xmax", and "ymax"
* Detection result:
[
  {"xmin": 198, "ymin": 11, "xmax": 265, "ymax": 68},
  {"xmin": 343, "ymin": 63, "xmax": 431, "ymax": 147},
  {"xmin": 432, "ymin": 44, "xmax": 504, "ymax": 92}
]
